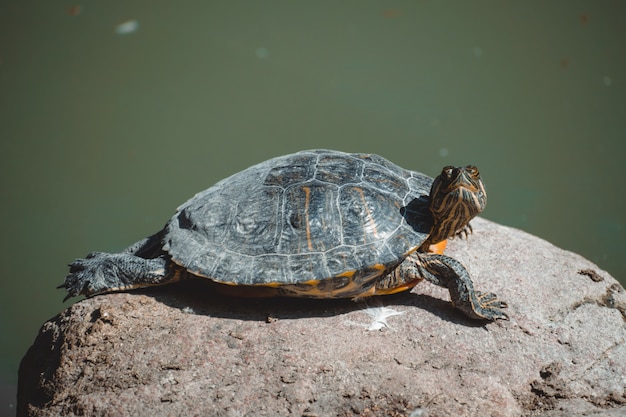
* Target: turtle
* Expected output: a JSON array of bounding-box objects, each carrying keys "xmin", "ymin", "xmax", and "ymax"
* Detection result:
[{"xmin": 60, "ymin": 149, "xmax": 508, "ymax": 320}]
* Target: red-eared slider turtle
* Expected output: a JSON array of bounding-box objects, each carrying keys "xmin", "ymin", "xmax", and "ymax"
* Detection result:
[{"xmin": 61, "ymin": 149, "xmax": 508, "ymax": 320}]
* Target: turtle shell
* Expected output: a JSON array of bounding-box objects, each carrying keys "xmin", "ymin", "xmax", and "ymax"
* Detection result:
[{"xmin": 163, "ymin": 149, "xmax": 433, "ymax": 291}]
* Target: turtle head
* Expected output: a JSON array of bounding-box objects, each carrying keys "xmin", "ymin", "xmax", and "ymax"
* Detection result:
[{"xmin": 427, "ymin": 165, "xmax": 486, "ymax": 244}]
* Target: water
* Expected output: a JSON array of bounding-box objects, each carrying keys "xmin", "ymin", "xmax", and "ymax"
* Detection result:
[{"xmin": 1, "ymin": 1, "xmax": 624, "ymax": 409}]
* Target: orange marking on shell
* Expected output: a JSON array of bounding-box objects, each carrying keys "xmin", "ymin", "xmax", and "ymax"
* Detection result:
[
  {"xmin": 336, "ymin": 270, "xmax": 356, "ymax": 278},
  {"xmin": 303, "ymin": 186, "xmax": 313, "ymax": 251},
  {"xmin": 371, "ymin": 263, "xmax": 386, "ymax": 271}
]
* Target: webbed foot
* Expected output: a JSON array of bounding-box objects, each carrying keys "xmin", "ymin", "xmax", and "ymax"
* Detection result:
[{"xmin": 453, "ymin": 290, "xmax": 509, "ymax": 321}]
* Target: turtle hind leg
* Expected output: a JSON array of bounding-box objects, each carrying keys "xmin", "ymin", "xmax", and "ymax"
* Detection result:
[
  {"xmin": 122, "ymin": 231, "xmax": 165, "ymax": 258},
  {"xmin": 59, "ymin": 252, "xmax": 181, "ymax": 300},
  {"xmin": 400, "ymin": 252, "xmax": 508, "ymax": 321}
]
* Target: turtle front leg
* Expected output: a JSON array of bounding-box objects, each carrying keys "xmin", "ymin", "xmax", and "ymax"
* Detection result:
[
  {"xmin": 59, "ymin": 252, "xmax": 181, "ymax": 300},
  {"xmin": 399, "ymin": 252, "xmax": 508, "ymax": 321}
]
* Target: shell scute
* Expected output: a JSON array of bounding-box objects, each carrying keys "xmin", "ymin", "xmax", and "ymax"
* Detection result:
[{"xmin": 314, "ymin": 153, "xmax": 363, "ymax": 184}]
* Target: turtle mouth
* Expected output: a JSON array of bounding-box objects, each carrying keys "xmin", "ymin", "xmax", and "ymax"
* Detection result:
[
  {"xmin": 438, "ymin": 166, "xmax": 486, "ymax": 209},
  {"xmin": 442, "ymin": 185, "xmax": 485, "ymax": 217}
]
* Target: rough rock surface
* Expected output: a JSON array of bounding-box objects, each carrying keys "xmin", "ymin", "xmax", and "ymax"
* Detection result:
[{"xmin": 18, "ymin": 218, "xmax": 626, "ymax": 416}]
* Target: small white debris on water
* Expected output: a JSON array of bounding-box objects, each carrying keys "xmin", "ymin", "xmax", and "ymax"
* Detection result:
[
  {"xmin": 603, "ymin": 76, "xmax": 612, "ymax": 87},
  {"xmin": 115, "ymin": 19, "xmax": 139, "ymax": 35},
  {"xmin": 439, "ymin": 147, "xmax": 449, "ymax": 157},
  {"xmin": 255, "ymin": 47, "xmax": 270, "ymax": 59}
]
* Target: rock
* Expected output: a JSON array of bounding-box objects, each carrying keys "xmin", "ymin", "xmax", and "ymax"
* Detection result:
[{"xmin": 18, "ymin": 218, "xmax": 626, "ymax": 416}]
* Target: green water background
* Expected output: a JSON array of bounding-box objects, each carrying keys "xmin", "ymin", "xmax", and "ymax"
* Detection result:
[{"xmin": 1, "ymin": 1, "xmax": 624, "ymax": 411}]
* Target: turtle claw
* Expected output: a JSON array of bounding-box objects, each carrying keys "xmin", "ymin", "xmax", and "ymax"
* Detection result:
[
  {"xmin": 62, "ymin": 252, "xmax": 121, "ymax": 299},
  {"xmin": 57, "ymin": 282, "xmax": 75, "ymax": 302},
  {"xmin": 60, "ymin": 290, "xmax": 74, "ymax": 303},
  {"xmin": 476, "ymin": 291, "xmax": 507, "ymax": 307},
  {"xmin": 451, "ymin": 289, "xmax": 509, "ymax": 321},
  {"xmin": 472, "ymin": 291, "xmax": 509, "ymax": 320},
  {"xmin": 62, "ymin": 263, "xmax": 92, "ymax": 299},
  {"xmin": 454, "ymin": 224, "xmax": 473, "ymax": 240}
]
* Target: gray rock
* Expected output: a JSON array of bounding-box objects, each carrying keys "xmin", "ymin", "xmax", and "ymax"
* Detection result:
[{"xmin": 18, "ymin": 218, "xmax": 626, "ymax": 416}]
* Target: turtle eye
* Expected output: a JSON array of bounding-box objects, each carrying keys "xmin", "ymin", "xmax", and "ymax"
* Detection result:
[
  {"xmin": 465, "ymin": 166, "xmax": 479, "ymax": 177},
  {"xmin": 441, "ymin": 166, "xmax": 455, "ymax": 178}
]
